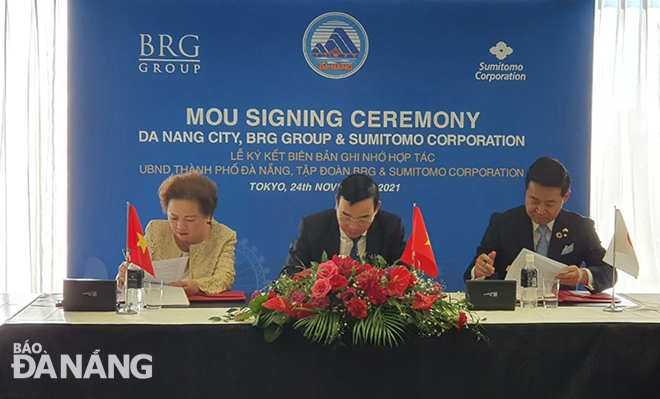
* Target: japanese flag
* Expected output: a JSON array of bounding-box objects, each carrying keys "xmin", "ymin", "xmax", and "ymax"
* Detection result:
[{"xmin": 603, "ymin": 209, "xmax": 639, "ymax": 278}]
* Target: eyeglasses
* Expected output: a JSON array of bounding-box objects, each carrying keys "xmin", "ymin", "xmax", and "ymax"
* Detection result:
[{"xmin": 337, "ymin": 213, "xmax": 374, "ymax": 226}]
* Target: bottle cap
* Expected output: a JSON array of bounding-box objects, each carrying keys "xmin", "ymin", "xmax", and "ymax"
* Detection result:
[{"xmin": 526, "ymin": 254, "xmax": 535, "ymax": 263}]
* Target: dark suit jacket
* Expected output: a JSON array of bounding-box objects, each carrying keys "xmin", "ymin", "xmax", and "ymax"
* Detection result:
[
  {"xmin": 283, "ymin": 209, "xmax": 407, "ymax": 276},
  {"xmin": 464, "ymin": 206, "xmax": 614, "ymax": 293}
]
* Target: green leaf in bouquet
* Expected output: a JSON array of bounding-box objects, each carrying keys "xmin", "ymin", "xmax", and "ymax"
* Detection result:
[
  {"xmin": 264, "ymin": 323, "xmax": 284, "ymax": 343},
  {"xmin": 352, "ymin": 307, "xmax": 407, "ymax": 347},
  {"xmin": 272, "ymin": 311, "xmax": 290, "ymax": 326},
  {"xmin": 321, "ymin": 251, "xmax": 329, "ymax": 263},
  {"xmin": 387, "ymin": 298, "xmax": 405, "ymax": 311},
  {"xmin": 248, "ymin": 293, "xmax": 269, "ymax": 313},
  {"xmin": 257, "ymin": 309, "xmax": 290, "ymax": 329},
  {"xmin": 293, "ymin": 311, "xmax": 340, "ymax": 346},
  {"xmin": 235, "ymin": 310, "xmax": 255, "ymax": 321}
]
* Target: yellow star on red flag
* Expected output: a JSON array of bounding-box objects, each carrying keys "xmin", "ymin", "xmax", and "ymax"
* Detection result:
[
  {"xmin": 127, "ymin": 204, "xmax": 155, "ymax": 277},
  {"xmin": 137, "ymin": 232, "xmax": 148, "ymax": 253},
  {"xmin": 401, "ymin": 206, "xmax": 437, "ymax": 278}
]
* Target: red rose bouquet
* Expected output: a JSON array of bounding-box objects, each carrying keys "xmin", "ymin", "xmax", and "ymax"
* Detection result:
[{"xmin": 215, "ymin": 254, "xmax": 484, "ymax": 346}]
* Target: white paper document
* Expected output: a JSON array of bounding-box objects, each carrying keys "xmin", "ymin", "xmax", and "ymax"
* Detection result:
[
  {"xmin": 504, "ymin": 248, "xmax": 567, "ymax": 286},
  {"xmin": 144, "ymin": 257, "xmax": 188, "ymax": 284},
  {"xmin": 161, "ymin": 285, "xmax": 190, "ymax": 307}
]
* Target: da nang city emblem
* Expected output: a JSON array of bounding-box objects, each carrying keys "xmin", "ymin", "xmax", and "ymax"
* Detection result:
[{"xmin": 303, "ymin": 12, "xmax": 369, "ymax": 79}]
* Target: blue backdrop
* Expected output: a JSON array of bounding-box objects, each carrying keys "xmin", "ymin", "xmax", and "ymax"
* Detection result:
[{"xmin": 68, "ymin": 0, "xmax": 595, "ymax": 292}]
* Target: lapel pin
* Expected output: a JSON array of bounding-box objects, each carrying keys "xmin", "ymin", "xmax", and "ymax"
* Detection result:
[{"xmin": 556, "ymin": 232, "xmax": 563, "ymax": 239}]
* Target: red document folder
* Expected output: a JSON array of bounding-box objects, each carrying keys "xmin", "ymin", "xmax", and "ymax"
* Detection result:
[
  {"xmin": 187, "ymin": 291, "xmax": 246, "ymax": 302},
  {"xmin": 558, "ymin": 290, "xmax": 620, "ymax": 303}
]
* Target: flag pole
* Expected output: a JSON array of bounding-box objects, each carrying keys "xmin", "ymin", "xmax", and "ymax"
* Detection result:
[
  {"xmin": 604, "ymin": 206, "xmax": 623, "ymax": 312},
  {"xmin": 412, "ymin": 203, "xmax": 417, "ymax": 267},
  {"xmin": 123, "ymin": 202, "xmax": 131, "ymax": 263},
  {"xmin": 117, "ymin": 202, "xmax": 132, "ymax": 314}
]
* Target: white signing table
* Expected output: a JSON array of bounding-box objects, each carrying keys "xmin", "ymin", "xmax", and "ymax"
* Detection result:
[
  {"xmin": 4, "ymin": 292, "xmax": 659, "ymax": 325},
  {"xmin": 1, "ymin": 293, "xmax": 660, "ymax": 399}
]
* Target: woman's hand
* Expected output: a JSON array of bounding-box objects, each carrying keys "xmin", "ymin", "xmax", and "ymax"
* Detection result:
[
  {"xmin": 116, "ymin": 262, "xmax": 128, "ymax": 289},
  {"xmin": 170, "ymin": 279, "xmax": 201, "ymax": 296}
]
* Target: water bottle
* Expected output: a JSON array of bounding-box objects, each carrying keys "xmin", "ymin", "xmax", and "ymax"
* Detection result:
[
  {"xmin": 521, "ymin": 254, "xmax": 538, "ymax": 308},
  {"xmin": 124, "ymin": 262, "xmax": 142, "ymax": 314},
  {"xmin": 139, "ymin": 268, "xmax": 146, "ymax": 309}
]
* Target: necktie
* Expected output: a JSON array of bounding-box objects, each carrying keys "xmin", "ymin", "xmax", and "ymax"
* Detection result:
[
  {"xmin": 536, "ymin": 225, "xmax": 549, "ymax": 257},
  {"xmin": 350, "ymin": 237, "xmax": 361, "ymax": 261}
]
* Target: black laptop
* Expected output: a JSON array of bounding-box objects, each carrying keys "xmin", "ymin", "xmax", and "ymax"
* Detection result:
[
  {"xmin": 465, "ymin": 280, "xmax": 517, "ymax": 311},
  {"xmin": 63, "ymin": 278, "xmax": 117, "ymax": 311}
]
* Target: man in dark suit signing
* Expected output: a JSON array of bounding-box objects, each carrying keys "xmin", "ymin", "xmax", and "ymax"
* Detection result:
[
  {"xmin": 283, "ymin": 174, "xmax": 406, "ymax": 276},
  {"xmin": 464, "ymin": 157, "xmax": 614, "ymax": 293}
]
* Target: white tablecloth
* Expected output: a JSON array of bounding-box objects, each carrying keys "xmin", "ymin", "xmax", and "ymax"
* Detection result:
[{"xmin": 4, "ymin": 292, "xmax": 660, "ymax": 325}]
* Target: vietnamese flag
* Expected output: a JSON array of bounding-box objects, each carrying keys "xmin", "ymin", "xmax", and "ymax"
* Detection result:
[
  {"xmin": 401, "ymin": 205, "xmax": 438, "ymax": 278},
  {"xmin": 127, "ymin": 204, "xmax": 155, "ymax": 277}
]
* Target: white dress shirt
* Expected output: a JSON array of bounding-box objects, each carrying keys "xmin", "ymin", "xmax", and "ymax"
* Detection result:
[{"xmin": 339, "ymin": 228, "xmax": 367, "ymax": 258}]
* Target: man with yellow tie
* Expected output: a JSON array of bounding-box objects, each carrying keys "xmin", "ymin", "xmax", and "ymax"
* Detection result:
[{"xmin": 464, "ymin": 157, "xmax": 614, "ymax": 293}]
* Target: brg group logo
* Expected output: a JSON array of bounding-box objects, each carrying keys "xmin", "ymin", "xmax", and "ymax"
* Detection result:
[
  {"xmin": 138, "ymin": 33, "xmax": 201, "ymax": 75},
  {"xmin": 303, "ymin": 12, "xmax": 369, "ymax": 79}
]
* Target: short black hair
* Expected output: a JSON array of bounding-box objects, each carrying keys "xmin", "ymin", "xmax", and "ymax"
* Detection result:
[
  {"xmin": 336, "ymin": 174, "xmax": 379, "ymax": 209},
  {"xmin": 525, "ymin": 157, "xmax": 571, "ymax": 196}
]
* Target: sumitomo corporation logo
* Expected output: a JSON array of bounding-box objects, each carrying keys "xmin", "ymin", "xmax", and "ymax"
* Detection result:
[
  {"xmin": 138, "ymin": 33, "xmax": 201, "ymax": 75},
  {"xmin": 475, "ymin": 41, "xmax": 527, "ymax": 83},
  {"xmin": 490, "ymin": 41, "xmax": 513, "ymax": 61},
  {"xmin": 303, "ymin": 12, "xmax": 369, "ymax": 79}
]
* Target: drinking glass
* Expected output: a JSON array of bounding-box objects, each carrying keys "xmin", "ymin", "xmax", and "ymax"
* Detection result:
[
  {"xmin": 145, "ymin": 280, "xmax": 164, "ymax": 310},
  {"xmin": 543, "ymin": 278, "xmax": 560, "ymax": 308}
]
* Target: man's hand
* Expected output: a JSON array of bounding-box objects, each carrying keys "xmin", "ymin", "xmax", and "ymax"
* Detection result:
[
  {"xmin": 556, "ymin": 265, "xmax": 587, "ymax": 286},
  {"xmin": 474, "ymin": 251, "xmax": 497, "ymax": 278},
  {"xmin": 171, "ymin": 279, "xmax": 201, "ymax": 296}
]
